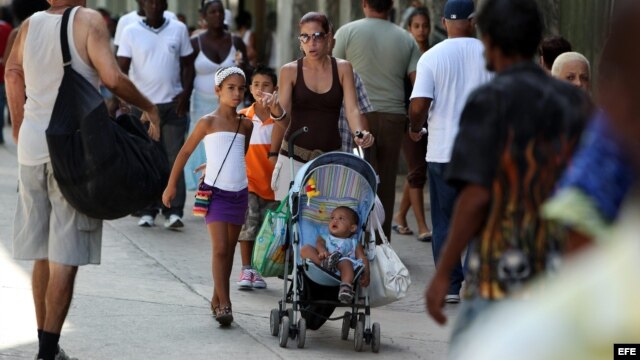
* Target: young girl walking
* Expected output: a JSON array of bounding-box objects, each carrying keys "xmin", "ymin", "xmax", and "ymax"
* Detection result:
[{"xmin": 163, "ymin": 66, "xmax": 253, "ymax": 326}]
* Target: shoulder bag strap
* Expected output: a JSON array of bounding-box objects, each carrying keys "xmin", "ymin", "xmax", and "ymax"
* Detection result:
[
  {"xmin": 60, "ymin": 7, "xmax": 75, "ymax": 67},
  {"xmin": 212, "ymin": 115, "xmax": 243, "ymax": 187}
]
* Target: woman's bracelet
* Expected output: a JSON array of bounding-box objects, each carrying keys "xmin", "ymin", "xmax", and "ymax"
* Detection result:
[{"xmin": 270, "ymin": 109, "xmax": 287, "ymax": 121}]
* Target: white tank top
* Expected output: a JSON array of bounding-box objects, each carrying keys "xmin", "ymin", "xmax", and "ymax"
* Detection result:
[
  {"xmin": 19, "ymin": 7, "xmax": 100, "ymax": 166},
  {"xmin": 193, "ymin": 34, "xmax": 237, "ymax": 94},
  {"xmin": 203, "ymin": 131, "xmax": 247, "ymax": 191}
]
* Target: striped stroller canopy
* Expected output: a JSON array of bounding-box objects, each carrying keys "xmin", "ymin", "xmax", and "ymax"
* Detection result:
[{"xmin": 288, "ymin": 152, "xmax": 378, "ymax": 248}]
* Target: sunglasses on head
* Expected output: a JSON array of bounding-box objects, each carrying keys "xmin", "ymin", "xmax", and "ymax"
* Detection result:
[{"xmin": 298, "ymin": 32, "xmax": 328, "ymax": 44}]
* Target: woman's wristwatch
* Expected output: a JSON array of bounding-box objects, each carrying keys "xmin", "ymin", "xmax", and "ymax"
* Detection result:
[{"xmin": 267, "ymin": 151, "xmax": 279, "ymax": 158}]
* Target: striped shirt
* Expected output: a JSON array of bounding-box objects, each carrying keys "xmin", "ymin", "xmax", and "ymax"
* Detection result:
[
  {"xmin": 338, "ymin": 71, "xmax": 373, "ymax": 152},
  {"xmin": 239, "ymin": 104, "xmax": 276, "ymax": 200}
]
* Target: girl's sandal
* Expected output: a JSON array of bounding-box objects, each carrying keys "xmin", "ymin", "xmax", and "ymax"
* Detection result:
[
  {"xmin": 216, "ymin": 304, "xmax": 234, "ymax": 326},
  {"xmin": 211, "ymin": 301, "xmax": 220, "ymax": 317}
]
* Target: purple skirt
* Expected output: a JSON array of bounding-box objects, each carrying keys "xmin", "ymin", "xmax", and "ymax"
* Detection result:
[{"xmin": 203, "ymin": 184, "xmax": 249, "ymax": 225}]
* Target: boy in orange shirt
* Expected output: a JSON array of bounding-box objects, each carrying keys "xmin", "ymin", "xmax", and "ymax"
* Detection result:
[{"xmin": 237, "ymin": 65, "xmax": 284, "ymax": 289}]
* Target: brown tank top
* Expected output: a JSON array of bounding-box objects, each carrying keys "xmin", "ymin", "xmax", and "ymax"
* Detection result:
[{"xmin": 283, "ymin": 57, "xmax": 343, "ymax": 160}]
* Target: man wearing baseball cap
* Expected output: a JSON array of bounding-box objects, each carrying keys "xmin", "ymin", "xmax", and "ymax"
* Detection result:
[
  {"xmin": 409, "ymin": 0, "xmax": 492, "ymax": 304},
  {"xmin": 444, "ymin": 0, "xmax": 476, "ymax": 20}
]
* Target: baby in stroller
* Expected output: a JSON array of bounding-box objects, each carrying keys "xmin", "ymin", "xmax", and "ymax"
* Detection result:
[{"xmin": 301, "ymin": 206, "xmax": 370, "ymax": 303}]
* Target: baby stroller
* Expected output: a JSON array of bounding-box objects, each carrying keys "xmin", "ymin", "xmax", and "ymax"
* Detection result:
[{"xmin": 269, "ymin": 147, "xmax": 381, "ymax": 352}]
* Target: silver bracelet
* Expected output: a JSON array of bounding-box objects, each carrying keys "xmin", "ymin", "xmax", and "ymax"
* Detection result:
[{"xmin": 270, "ymin": 110, "xmax": 287, "ymax": 121}]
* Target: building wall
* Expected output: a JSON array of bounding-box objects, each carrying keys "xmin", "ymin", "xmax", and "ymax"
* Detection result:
[
  {"xmin": 558, "ymin": 0, "xmax": 612, "ymax": 83},
  {"xmin": 84, "ymin": 0, "xmax": 610, "ymax": 76}
]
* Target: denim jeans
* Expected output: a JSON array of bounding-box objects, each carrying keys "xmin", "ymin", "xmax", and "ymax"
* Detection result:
[
  {"xmin": 428, "ymin": 162, "xmax": 465, "ymax": 294},
  {"xmin": 449, "ymin": 297, "xmax": 494, "ymax": 355}
]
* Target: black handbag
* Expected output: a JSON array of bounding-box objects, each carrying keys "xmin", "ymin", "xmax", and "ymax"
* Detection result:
[{"xmin": 45, "ymin": 7, "xmax": 169, "ymax": 220}]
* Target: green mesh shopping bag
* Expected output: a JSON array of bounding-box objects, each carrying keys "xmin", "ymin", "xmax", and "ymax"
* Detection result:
[{"xmin": 252, "ymin": 196, "xmax": 292, "ymax": 277}]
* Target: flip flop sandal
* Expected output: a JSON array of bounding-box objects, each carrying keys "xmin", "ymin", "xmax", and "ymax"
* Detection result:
[
  {"xmin": 392, "ymin": 224, "xmax": 414, "ymax": 235},
  {"xmin": 417, "ymin": 232, "xmax": 432, "ymax": 242}
]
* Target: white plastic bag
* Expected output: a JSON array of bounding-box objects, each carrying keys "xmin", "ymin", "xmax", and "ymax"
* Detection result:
[{"xmin": 365, "ymin": 203, "xmax": 411, "ymax": 307}]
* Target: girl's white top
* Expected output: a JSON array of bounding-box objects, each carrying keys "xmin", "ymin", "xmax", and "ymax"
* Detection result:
[{"xmin": 203, "ymin": 131, "xmax": 247, "ymax": 191}]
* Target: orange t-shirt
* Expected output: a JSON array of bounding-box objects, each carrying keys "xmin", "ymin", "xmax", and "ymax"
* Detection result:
[{"xmin": 239, "ymin": 104, "xmax": 276, "ymax": 200}]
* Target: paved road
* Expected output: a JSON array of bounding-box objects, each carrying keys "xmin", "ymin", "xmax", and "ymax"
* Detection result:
[{"xmin": 0, "ymin": 128, "xmax": 459, "ymax": 359}]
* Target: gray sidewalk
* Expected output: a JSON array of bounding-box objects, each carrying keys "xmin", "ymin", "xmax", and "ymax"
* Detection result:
[{"xmin": 0, "ymin": 128, "xmax": 458, "ymax": 359}]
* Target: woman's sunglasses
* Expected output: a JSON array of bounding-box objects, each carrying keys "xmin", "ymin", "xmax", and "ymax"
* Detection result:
[{"xmin": 298, "ymin": 32, "xmax": 328, "ymax": 44}]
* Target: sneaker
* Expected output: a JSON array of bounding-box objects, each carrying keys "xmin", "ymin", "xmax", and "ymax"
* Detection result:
[
  {"xmin": 251, "ymin": 269, "xmax": 267, "ymax": 289},
  {"xmin": 55, "ymin": 347, "xmax": 77, "ymax": 360},
  {"xmin": 445, "ymin": 294, "xmax": 461, "ymax": 304},
  {"xmin": 165, "ymin": 214, "xmax": 184, "ymax": 229},
  {"xmin": 321, "ymin": 251, "xmax": 342, "ymax": 272},
  {"xmin": 237, "ymin": 268, "xmax": 253, "ymax": 289},
  {"xmin": 338, "ymin": 283, "xmax": 354, "ymax": 304},
  {"xmin": 137, "ymin": 215, "xmax": 155, "ymax": 227}
]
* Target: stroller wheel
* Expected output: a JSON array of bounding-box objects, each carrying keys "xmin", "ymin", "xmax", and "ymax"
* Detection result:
[
  {"xmin": 341, "ymin": 312, "xmax": 351, "ymax": 340},
  {"xmin": 354, "ymin": 316, "xmax": 364, "ymax": 352},
  {"xmin": 279, "ymin": 316, "xmax": 290, "ymax": 348},
  {"xmin": 270, "ymin": 308, "xmax": 280, "ymax": 336},
  {"xmin": 296, "ymin": 318, "xmax": 307, "ymax": 348},
  {"xmin": 371, "ymin": 322, "xmax": 381, "ymax": 353}
]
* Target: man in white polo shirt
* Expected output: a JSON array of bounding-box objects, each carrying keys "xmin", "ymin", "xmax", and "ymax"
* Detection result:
[
  {"xmin": 117, "ymin": 0, "xmax": 193, "ymax": 229},
  {"xmin": 408, "ymin": 0, "xmax": 492, "ymax": 303}
]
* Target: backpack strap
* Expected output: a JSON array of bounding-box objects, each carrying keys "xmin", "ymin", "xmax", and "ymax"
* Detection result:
[{"xmin": 60, "ymin": 7, "xmax": 76, "ymax": 67}]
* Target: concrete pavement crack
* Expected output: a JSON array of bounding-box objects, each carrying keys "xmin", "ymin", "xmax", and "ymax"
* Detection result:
[{"xmin": 71, "ymin": 292, "xmax": 206, "ymax": 309}]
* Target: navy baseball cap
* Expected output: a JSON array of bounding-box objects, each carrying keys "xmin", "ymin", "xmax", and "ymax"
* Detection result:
[{"xmin": 444, "ymin": 0, "xmax": 475, "ymax": 20}]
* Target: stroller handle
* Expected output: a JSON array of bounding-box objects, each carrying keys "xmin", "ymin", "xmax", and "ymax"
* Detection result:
[{"xmin": 288, "ymin": 126, "xmax": 309, "ymax": 157}]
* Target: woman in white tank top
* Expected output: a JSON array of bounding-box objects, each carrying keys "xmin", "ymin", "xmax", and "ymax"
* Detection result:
[
  {"xmin": 163, "ymin": 66, "xmax": 253, "ymax": 327},
  {"xmin": 184, "ymin": 0, "xmax": 250, "ymax": 191}
]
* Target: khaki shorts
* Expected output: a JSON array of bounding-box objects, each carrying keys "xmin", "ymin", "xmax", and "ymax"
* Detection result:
[
  {"xmin": 13, "ymin": 163, "xmax": 103, "ymax": 266},
  {"xmin": 238, "ymin": 192, "xmax": 279, "ymax": 241}
]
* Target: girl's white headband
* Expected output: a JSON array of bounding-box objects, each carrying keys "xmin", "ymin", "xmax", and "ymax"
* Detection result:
[{"xmin": 215, "ymin": 67, "xmax": 246, "ymax": 87}]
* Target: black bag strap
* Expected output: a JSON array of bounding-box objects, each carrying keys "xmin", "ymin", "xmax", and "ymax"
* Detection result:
[
  {"xmin": 211, "ymin": 115, "xmax": 243, "ymax": 187},
  {"xmin": 60, "ymin": 7, "xmax": 75, "ymax": 67}
]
